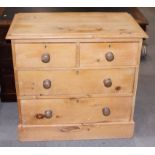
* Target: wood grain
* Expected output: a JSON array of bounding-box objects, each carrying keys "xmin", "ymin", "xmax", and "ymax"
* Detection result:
[
  {"xmin": 80, "ymin": 42, "xmax": 139, "ymax": 67},
  {"xmin": 14, "ymin": 43, "xmax": 76, "ymax": 68},
  {"xmin": 12, "ymin": 38, "xmax": 142, "ymax": 43},
  {"xmin": 17, "ymin": 69, "xmax": 135, "ymax": 96},
  {"xmin": 6, "ymin": 13, "xmax": 148, "ymax": 39},
  {"xmin": 130, "ymin": 40, "xmax": 142, "ymax": 120},
  {"xmin": 20, "ymin": 97, "xmax": 132, "ymax": 125},
  {"xmin": 7, "ymin": 12, "xmax": 146, "ymax": 140},
  {"xmin": 11, "ymin": 41, "xmax": 22, "ymax": 124},
  {"xmin": 18, "ymin": 121, "xmax": 134, "ymax": 141}
]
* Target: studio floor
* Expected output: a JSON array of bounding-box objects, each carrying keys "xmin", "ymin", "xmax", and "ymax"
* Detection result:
[{"xmin": 0, "ymin": 8, "xmax": 155, "ymax": 147}]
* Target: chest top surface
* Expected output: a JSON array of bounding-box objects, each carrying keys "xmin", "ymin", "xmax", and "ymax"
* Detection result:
[{"xmin": 6, "ymin": 12, "xmax": 147, "ymax": 39}]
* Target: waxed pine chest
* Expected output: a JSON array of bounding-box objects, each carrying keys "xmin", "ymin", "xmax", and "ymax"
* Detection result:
[{"xmin": 6, "ymin": 13, "xmax": 147, "ymax": 141}]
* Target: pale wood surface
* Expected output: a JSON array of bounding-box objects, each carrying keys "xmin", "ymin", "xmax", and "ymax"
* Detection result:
[
  {"xmin": 20, "ymin": 97, "xmax": 132, "ymax": 125},
  {"xmin": 18, "ymin": 93, "xmax": 134, "ymax": 100},
  {"xmin": 6, "ymin": 13, "xmax": 148, "ymax": 39},
  {"xmin": 14, "ymin": 43, "xmax": 76, "ymax": 68},
  {"xmin": 17, "ymin": 69, "xmax": 135, "ymax": 96},
  {"xmin": 11, "ymin": 41, "xmax": 22, "ymax": 124},
  {"xmin": 7, "ymin": 12, "xmax": 146, "ymax": 140},
  {"xmin": 80, "ymin": 42, "xmax": 140, "ymax": 67},
  {"xmin": 130, "ymin": 40, "xmax": 142, "ymax": 120},
  {"xmin": 14, "ymin": 42, "xmax": 140, "ymax": 69},
  {"xmin": 12, "ymin": 38, "xmax": 142, "ymax": 43},
  {"xmin": 18, "ymin": 121, "xmax": 134, "ymax": 141}
]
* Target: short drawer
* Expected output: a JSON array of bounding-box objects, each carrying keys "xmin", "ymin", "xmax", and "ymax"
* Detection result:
[
  {"xmin": 17, "ymin": 68, "xmax": 135, "ymax": 96},
  {"xmin": 20, "ymin": 97, "xmax": 132, "ymax": 125},
  {"xmin": 14, "ymin": 43, "xmax": 76, "ymax": 68},
  {"xmin": 80, "ymin": 43, "xmax": 140, "ymax": 67}
]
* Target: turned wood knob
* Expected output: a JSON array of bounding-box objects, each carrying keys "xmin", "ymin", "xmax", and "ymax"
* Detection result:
[
  {"xmin": 36, "ymin": 110, "xmax": 53, "ymax": 119},
  {"xmin": 103, "ymin": 78, "xmax": 112, "ymax": 87},
  {"xmin": 105, "ymin": 52, "xmax": 114, "ymax": 61},
  {"xmin": 41, "ymin": 53, "xmax": 50, "ymax": 63},
  {"xmin": 43, "ymin": 79, "xmax": 51, "ymax": 89},
  {"xmin": 44, "ymin": 110, "xmax": 53, "ymax": 118},
  {"xmin": 102, "ymin": 107, "xmax": 110, "ymax": 116}
]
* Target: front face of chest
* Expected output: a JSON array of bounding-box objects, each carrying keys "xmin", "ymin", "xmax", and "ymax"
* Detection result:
[
  {"xmin": 13, "ymin": 41, "xmax": 140, "ymax": 98},
  {"xmin": 10, "ymin": 39, "xmax": 141, "ymax": 141},
  {"xmin": 7, "ymin": 13, "xmax": 147, "ymax": 141}
]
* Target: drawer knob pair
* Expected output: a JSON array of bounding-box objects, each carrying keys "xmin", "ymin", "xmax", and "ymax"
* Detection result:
[
  {"xmin": 105, "ymin": 52, "xmax": 114, "ymax": 62},
  {"xmin": 36, "ymin": 110, "xmax": 53, "ymax": 119},
  {"xmin": 43, "ymin": 79, "xmax": 51, "ymax": 89},
  {"xmin": 41, "ymin": 53, "xmax": 50, "ymax": 63},
  {"xmin": 43, "ymin": 79, "xmax": 112, "ymax": 89},
  {"xmin": 102, "ymin": 107, "xmax": 110, "ymax": 116}
]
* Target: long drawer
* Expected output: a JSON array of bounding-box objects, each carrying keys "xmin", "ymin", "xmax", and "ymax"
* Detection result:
[
  {"xmin": 17, "ymin": 68, "xmax": 135, "ymax": 96},
  {"xmin": 20, "ymin": 97, "xmax": 132, "ymax": 125}
]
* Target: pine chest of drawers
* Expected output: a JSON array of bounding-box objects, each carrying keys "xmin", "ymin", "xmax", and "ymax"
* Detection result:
[{"xmin": 6, "ymin": 12, "xmax": 147, "ymax": 141}]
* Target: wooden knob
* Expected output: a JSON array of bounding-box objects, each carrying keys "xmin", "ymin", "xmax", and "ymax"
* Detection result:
[
  {"xmin": 36, "ymin": 110, "xmax": 53, "ymax": 119},
  {"xmin": 103, "ymin": 78, "xmax": 112, "ymax": 87},
  {"xmin": 44, "ymin": 110, "xmax": 53, "ymax": 118},
  {"xmin": 43, "ymin": 79, "xmax": 51, "ymax": 89},
  {"xmin": 105, "ymin": 52, "xmax": 114, "ymax": 61},
  {"xmin": 102, "ymin": 107, "xmax": 110, "ymax": 116},
  {"xmin": 41, "ymin": 53, "xmax": 50, "ymax": 63}
]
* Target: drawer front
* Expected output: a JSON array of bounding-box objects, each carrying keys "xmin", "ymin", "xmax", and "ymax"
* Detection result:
[
  {"xmin": 14, "ymin": 43, "xmax": 76, "ymax": 68},
  {"xmin": 21, "ymin": 97, "xmax": 132, "ymax": 125},
  {"xmin": 17, "ymin": 69, "xmax": 135, "ymax": 96},
  {"xmin": 80, "ymin": 43, "xmax": 139, "ymax": 67}
]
